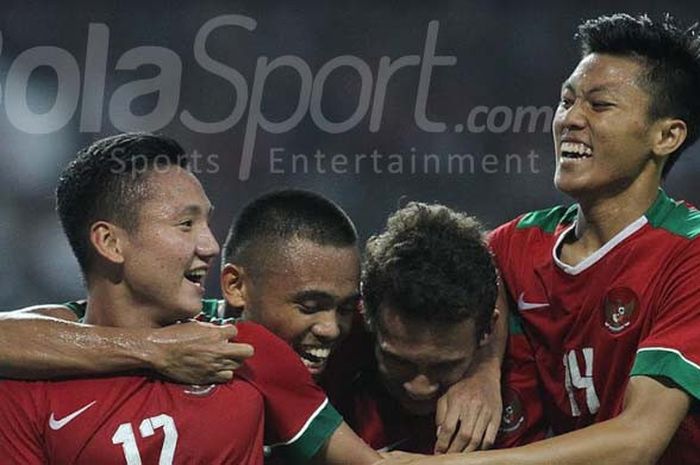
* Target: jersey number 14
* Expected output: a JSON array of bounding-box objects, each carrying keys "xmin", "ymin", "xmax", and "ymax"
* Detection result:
[{"xmin": 563, "ymin": 348, "xmax": 600, "ymax": 417}]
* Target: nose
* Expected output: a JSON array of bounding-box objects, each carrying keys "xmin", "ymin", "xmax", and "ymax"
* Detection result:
[
  {"xmin": 403, "ymin": 374, "xmax": 439, "ymax": 400},
  {"xmin": 555, "ymin": 100, "xmax": 586, "ymax": 134},
  {"xmin": 197, "ymin": 225, "xmax": 220, "ymax": 261},
  {"xmin": 311, "ymin": 310, "xmax": 342, "ymax": 342}
]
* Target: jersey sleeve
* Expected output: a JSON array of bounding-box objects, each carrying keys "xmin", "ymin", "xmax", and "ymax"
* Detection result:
[
  {"xmin": 631, "ymin": 240, "xmax": 700, "ymax": 401},
  {"xmin": 234, "ymin": 322, "xmax": 342, "ymax": 463},
  {"xmin": 0, "ymin": 380, "xmax": 46, "ymax": 464},
  {"xmin": 489, "ymin": 222, "xmax": 549, "ymax": 447}
]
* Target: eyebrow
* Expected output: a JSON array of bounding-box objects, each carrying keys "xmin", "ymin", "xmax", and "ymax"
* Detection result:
[
  {"xmin": 292, "ymin": 290, "xmax": 361, "ymax": 305},
  {"xmin": 178, "ymin": 204, "xmax": 214, "ymax": 217},
  {"xmin": 561, "ymin": 81, "xmax": 620, "ymax": 95},
  {"xmin": 379, "ymin": 347, "xmax": 464, "ymax": 366}
]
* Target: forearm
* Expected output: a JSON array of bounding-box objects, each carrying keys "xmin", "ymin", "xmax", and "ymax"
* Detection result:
[
  {"xmin": 472, "ymin": 282, "xmax": 509, "ymax": 374},
  {"xmin": 433, "ymin": 414, "xmax": 655, "ymax": 465},
  {"xmin": 313, "ymin": 422, "xmax": 382, "ymax": 465},
  {"xmin": 425, "ymin": 377, "xmax": 689, "ymax": 465},
  {"xmin": 0, "ymin": 313, "xmax": 155, "ymax": 379}
]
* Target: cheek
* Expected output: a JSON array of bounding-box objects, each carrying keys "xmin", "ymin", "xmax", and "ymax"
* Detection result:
[
  {"xmin": 552, "ymin": 111, "xmax": 565, "ymax": 135},
  {"xmin": 256, "ymin": 305, "xmax": 309, "ymax": 342}
]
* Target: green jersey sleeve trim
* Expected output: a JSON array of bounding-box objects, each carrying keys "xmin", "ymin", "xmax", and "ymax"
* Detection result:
[
  {"xmin": 272, "ymin": 399, "xmax": 343, "ymax": 463},
  {"xmin": 515, "ymin": 205, "xmax": 576, "ymax": 233},
  {"xmin": 646, "ymin": 189, "xmax": 700, "ymax": 239},
  {"xmin": 631, "ymin": 347, "xmax": 700, "ymax": 401},
  {"xmin": 508, "ymin": 311, "xmax": 525, "ymax": 336}
]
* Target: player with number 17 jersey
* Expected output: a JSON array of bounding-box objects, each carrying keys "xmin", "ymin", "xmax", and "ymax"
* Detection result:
[
  {"xmin": 0, "ymin": 321, "xmax": 342, "ymax": 465},
  {"xmin": 490, "ymin": 190, "xmax": 700, "ymax": 464}
]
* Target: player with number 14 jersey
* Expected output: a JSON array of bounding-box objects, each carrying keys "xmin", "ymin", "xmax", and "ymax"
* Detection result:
[{"xmin": 490, "ymin": 190, "xmax": 700, "ymax": 464}]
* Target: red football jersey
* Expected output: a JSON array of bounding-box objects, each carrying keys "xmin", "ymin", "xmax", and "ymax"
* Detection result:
[
  {"xmin": 0, "ymin": 322, "xmax": 342, "ymax": 464},
  {"xmin": 320, "ymin": 315, "xmax": 435, "ymax": 454},
  {"xmin": 490, "ymin": 190, "xmax": 700, "ymax": 464}
]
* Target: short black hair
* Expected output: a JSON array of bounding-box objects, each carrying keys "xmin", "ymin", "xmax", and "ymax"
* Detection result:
[
  {"xmin": 56, "ymin": 132, "xmax": 188, "ymax": 275},
  {"xmin": 362, "ymin": 202, "xmax": 497, "ymax": 341},
  {"xmin": 577, "ymin": 13, "xmax": 700, "ymax": 177},
  {"xmin": 223, "ymin": 189, "xmax": 358, "ymax": 269}
]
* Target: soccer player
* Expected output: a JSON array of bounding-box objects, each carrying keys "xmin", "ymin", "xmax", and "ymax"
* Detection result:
[
  {"xmin": 0, "ymin": 133, "xmax": 380, "ymax": 464},
  {"xmin": 220, "ymin": 189, "xmax": 362, "ymax": 378},
  {"xmin": 59, "ymin": 189, "xmax": 362, "ymax": 381},
  {"xmin": 321, "ymin": 202, "xmax": 503, "ymax": 454},
  {"xmin": 2, "ymin": 189, "xmax": 507, "ymax": 454},
  {"xmin": 380, "ymin": 13, "xmax": 700, "ymax": 465}
]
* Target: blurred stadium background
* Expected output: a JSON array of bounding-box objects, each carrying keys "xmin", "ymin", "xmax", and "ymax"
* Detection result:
[{"xmin": 1, "ymin": 0, "xmax": 698, "ymax": 308}]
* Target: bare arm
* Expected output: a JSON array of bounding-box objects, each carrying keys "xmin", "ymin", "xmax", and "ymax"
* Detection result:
[
  {"xmin": 384, "ymin": 375, "xmax": 690, "ymax": 465},
  {"xmin": 434, "ymin": 277, "xmax": 509, "ymax": 453},
  {"xmin": 0, "ymin": 305, "xmax": 253, "ymax": 383},
  {"xmin": 311, "ymin": 421, "xmax": 382, "ymax": 465}
]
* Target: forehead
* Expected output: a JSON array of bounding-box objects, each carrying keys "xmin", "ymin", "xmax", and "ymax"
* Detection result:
[
  {"xmin": 254, "ymin": 239, "xmax": 360, "ymax": 298},
  {"xmin": 137, "ymin": 166, "xmax": 211, "ymax": 217},
  {"xmin": 377, "ymin": 305, "xmax": 477, "ymax": 363},
  {"xmin": 563, "ymin": 53, "xmax": 648, "ymax": 95}
]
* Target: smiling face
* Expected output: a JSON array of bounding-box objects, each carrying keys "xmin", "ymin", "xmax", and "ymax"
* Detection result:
[
  {"xmin": 374, "ymin": 304, "xmax": 479, "ymax": 416},
  {"xmin": 553, "ymin": 53, "xmax": 660, "ymax": 201},
  {"xmin": 234, "ymin": 239, "xmax": 361, "ymax": 377},
  {"xmin": 119, "ymin": 166, "xmax": 220, "ymax": 325}
]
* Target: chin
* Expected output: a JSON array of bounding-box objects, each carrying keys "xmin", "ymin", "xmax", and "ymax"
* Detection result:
[{"xmin": 173, "ymin": 300, "xmax": 204, "ymax": 320}]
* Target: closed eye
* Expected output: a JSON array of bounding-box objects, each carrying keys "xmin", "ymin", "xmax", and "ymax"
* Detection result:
[
  {"xmin": 591, "ymin": 101, "xmax": 614, "ymax": 110},
  {"xmin": 179, "ymin": 219, "xmax": 194, "ymax": 230}
]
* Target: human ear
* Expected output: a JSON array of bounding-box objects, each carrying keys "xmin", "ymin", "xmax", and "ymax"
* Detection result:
[{"xmin": 221, "ymin": 263, "xmax": 248, "ymax": 308}]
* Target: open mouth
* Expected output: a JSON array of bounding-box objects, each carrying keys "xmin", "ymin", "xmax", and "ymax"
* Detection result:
[
  {"xmin": 184, "ymin": 268, "xmax": 207, "ymax": 287},
  {"xmin": 561, "ymin": 141, "xmax": 593, "ymax": 160},
  {"xmin": 298, "ymin": 346, "xmax": 332, "ymax": 369}
]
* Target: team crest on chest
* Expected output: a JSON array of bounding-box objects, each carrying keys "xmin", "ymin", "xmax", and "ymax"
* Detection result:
[
  {"xmin": 499, "ymin": 388, "xmax": 525, "ymax": 434},
  {"xmin": 603, "ymin": 287, "xmax": 639, "ymax": 333}
]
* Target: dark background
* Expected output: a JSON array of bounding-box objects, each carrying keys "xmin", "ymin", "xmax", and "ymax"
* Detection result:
[{"xmin": 2, "ymin": 0, "xmax": 699, "ymax": 308}]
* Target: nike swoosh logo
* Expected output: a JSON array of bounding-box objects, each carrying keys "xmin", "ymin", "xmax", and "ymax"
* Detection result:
[
  {"xmin": 49, "ymin": 401, "xmax": 96, "ymax": 430},
  {"xmin": 517, "ymin": 292, "xmax": 549, "ymax": 311}
]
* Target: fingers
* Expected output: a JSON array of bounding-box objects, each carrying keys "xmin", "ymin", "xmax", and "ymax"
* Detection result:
[
  {"xmin": 226, "ymin": 343, "xmax": 254, "ymax": 359},
  {"xmin": 481, "ymin": 414, "xmax": 500, "ymax": 451},
  {"xmin": 435, "ymin": 395, "xmax": 447, "ymax": 428},
  {"xmin": 434, "ymin": 398, "xmax": 461, "ymax": 453},
  {"xmin": 451, "ymin": 406, "xmax": 487, "ymax": 453},
  {"xmin": 215, "ymin": 369, "xmax": 234, "ymax": 382},
  {"xmin": 212, "ymin": 323, "xmax": 238, "ymax": 340}
]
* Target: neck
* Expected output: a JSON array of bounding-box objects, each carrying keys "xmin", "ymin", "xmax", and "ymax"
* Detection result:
[
  {"xmin": 84, "ymin": 278, "xmax": 163, "ymax": 329},
  {"xmin": 571, "ymin": 171, "xmax": 661, "ymax": 252}
]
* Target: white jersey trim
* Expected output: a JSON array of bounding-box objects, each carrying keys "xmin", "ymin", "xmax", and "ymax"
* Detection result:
[
  {"xmin": 553, "ymin": 215, "xmax": 648, "ymax": 275},
  {"xmin": 267, "ymin": 398, "xmax": 329, "ymax": 448}
]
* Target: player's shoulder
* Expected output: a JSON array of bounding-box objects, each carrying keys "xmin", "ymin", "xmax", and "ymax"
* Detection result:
[
  {"xmin": 514, "ymin": 204, "xmax": 576, "ymax": 233},
  {"xmin": 646, "ymin": 190, "xmax": 700, "ymax": 241},
  {"xmin": 490, "ymin": 204, "xmax": 575, "ymax": 247}
]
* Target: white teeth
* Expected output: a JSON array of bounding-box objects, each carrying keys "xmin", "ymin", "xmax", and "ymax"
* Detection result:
[
  {"xmin": 307, "ymin": 347, "xmax": 330, "ymax": 358},
  {"xmin": 299, "ymin": 347, "xmax": 331, "ymax": 366},
  {"xmin": 561, "ymin": 141, "xmax": 592, "ymax": 157},
  {"xmin": 185, "ymin": 269, "xmax": 206, "ymax": 285}
]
